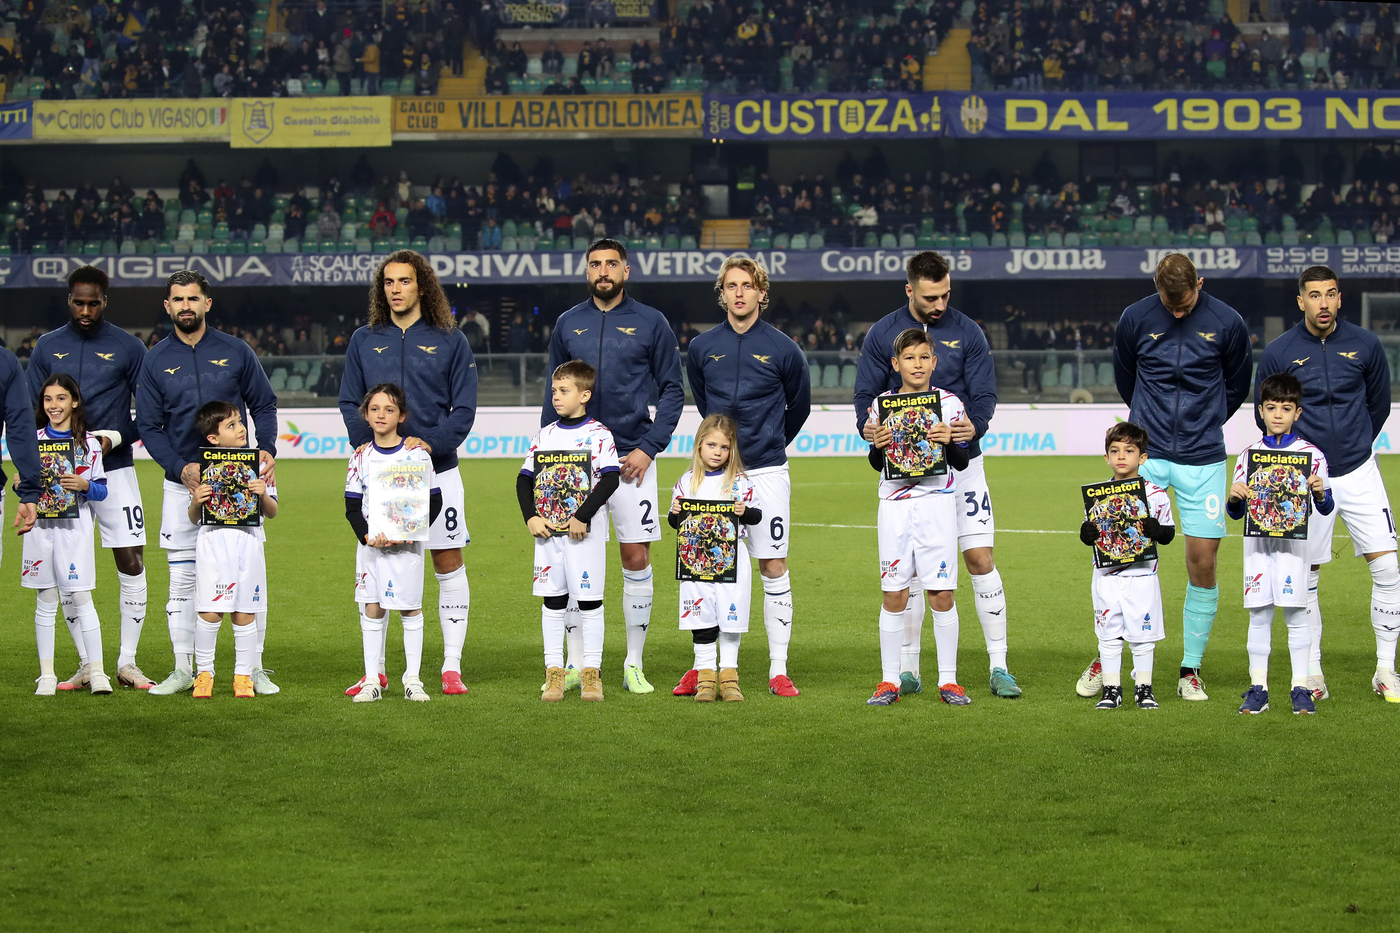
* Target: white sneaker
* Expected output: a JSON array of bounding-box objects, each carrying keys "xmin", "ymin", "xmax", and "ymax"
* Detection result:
[
  {"xmin": 404, "ymin": 678, "xmax": 431, "ymax": 702},
  {"xmin": 1075, "ymin": 658, "xmax": 1103, "ymax": 697},
  {"xmin": 148, "ymin": 668, "xmax": 195, "ymax": 695},
  {"xmin": 57, "ymin": 663, "xmax": 90, "ymax": 691},
  {"xmin": 1372, "ymin": 668, "xmax": 1400, "ymax": 703},
  {"xmin": 1307, "ymin": 674, "xmax": 1329, "ymax": 701},
  {"xmin": 35, "ymin": 675, "xmax": 58, "ymax": 696},
  {"xmin": 250, "ymin": 668, "xmax": 281, "ymax": 695},
  {"xmin": 89, "ymin": 671, "xmax": 113, "ymax": 695},
  {"xmin": 1178, "ymin": 673, "xmax": 1209, "ymax": 701},
  {"xmin": 352, "ymin": 682, "xmax": 383, "ymax": 703}
]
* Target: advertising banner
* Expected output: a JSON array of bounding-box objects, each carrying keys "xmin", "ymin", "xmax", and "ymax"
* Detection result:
[
  {"xmin": 230, "ymin": 96, "xmax": 391, "ymax": 148},
  {"xmin": 29, "ymin": 100, "xmax": 228, "ymax": 141},
  {"xmin": 7, "ymin": 244, "xmax": 1398, "ymax": 289},
  {"xmin": 395, "ymin": 94, "xmax": 701, "ymax": 136},
  {"xmin": 0, "ymin": 101, "xmax": 33, "ymax": 140},
  {"xmin": 943, "ymin": 90, "xmax": 1400, "ymax": 139},
  {"xmin": 498, "ymin": 1, "xmax": 567, "ymax": 24},
  {"xmin": 704, "ymin": 93, "xmax": 942, "ymax": 140}
]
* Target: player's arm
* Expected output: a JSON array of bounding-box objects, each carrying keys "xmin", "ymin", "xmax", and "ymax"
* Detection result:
[
  {"xmin": 345, "ymin": 492, "xmax": 370, "ymax": 543},
  {"xmin": 516, "ymin": 470, "xmax": 554, "ymax": 539},
  {"xmin": 571, "ymin": 467, "xmax": 620, "ymax": 525},
  {"xmin": 780, "ymin": 342, "xmax": 812, "ymax": 445},
  {"xmin": 254, "ymin": 480, "xmax": 278, "ymax": 519},
  {"xmin": 1251, "ymin": 344, "xmax": 1285, "ymax": 433},
  {"xmin": 1220, "ymin": 312, "xmax": 1253, "ymax": 415},
  {"xmin": 187, "ymin": 484, "xmax": 212, "ymax": 522},
  {"xmin": 240, "ymin": 343, "xmax": 280, "ymax": 461},
  {"xmin": 337, "ymin": 334, "xmax": 374, "ymax": 450},
  {"xmin": 115, "ymin": 340, "xmax": 145, "ymax": 452},
  {"xmin": 1364, "ymin": 337, "xmax": 1392, "ymax": 442},
  {"xmin": 1227, "ymin": 457, "xmax": 1250, "ymax": 519},
  {"xmin": 24, "ymin": 343, "xmax": 51, "ymax": 403},
  {"xmin": 944, "ymin": 439, "xmax": 971, "ymax": 471},
  {"xmin": 1308, "ymin": 454, "xmax": 1335, "ymax": 515},
  {"xmin": 685, "ymin": 342, "xmax": 709, "ymax": 418},
  {"xmin": 1112, "ymin": 310, "xmax": 1138, "ymax": 407},
  {"xmin": 640, "ymin": 320, "xmax": 685, "ymax": 458},
  {"xmin": 4, "ymin": 361, "xmax": 43, "ymax": 507},
  {"xmin": 853, "ymin": 326, "xmax": 886, "ymax": 436},
  {"xmin": 868, "ymin": 444, "xmax": 885, "ymax": 471},
  {"xmin": 420, "ymin": 333, "xmax": 478, "ymax": 456},
  {"xmin": 737, "ymin": 506, "xmax": 763, "ymax": 525},
  {"xmin": 960, "ymin": 326, "xmax": 997, "ymax": 441},
  {"xmin": 134, "ymin": 360, "xmax": 183, "ymax": 478},
  {"xmin": 540, "ymin": 323, "xmax": 568, "ymax": 428},
  {"xmin": 1141, "ymin": 502, "xmax": 1175, "ymax": 545}
]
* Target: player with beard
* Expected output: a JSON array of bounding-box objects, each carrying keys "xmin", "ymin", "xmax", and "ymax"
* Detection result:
[
  {"xmin": 541, "ymin": 238, "xmax": 684, "ymax": 694},
  {"xmin": 339, "ymin": 251, "xmax": 478, "ymax": 697},
  {"xmin": 28, "ymin": 265, "xmax": 153, "ymax": 690},
  {"xmin": 854, "ymin": 251, "xmax": 1022, "ymax": 699},
  {"xmin": 137, "ymin": 270, "xmax": 280, "ymax": 695}
]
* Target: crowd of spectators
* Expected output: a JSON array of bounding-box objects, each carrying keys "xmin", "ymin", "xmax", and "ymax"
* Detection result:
[
  {"xmin": 968, "ymin": 0, "xmax": 1400, "ymax": 93},
  {"xmin": 0, "ymin": 0, "xmax": 468, "ymax": 100}
]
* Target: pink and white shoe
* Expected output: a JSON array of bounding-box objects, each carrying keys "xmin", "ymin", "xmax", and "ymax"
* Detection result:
[{"xmin": 345, "ymin": 673, "xmax": 389, "ymax": 697}]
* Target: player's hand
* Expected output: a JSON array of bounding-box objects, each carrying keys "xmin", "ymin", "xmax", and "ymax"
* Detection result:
[
  {"xmin": 949, "ymin": 419, "xmax": 975, "ymax": 443},
  {"xmin": 669, "ymin": 496, "xmax": 682, "ymax": 514},
  {"xmin": 259, "ymin": 450, "xmax": 276, "ymax": 487},
  {"xmin": 368, "ymin": 532, "xmax": 391, "ymax": 548},
  {"xmin": 1228, "ymin": 481, "xmax": 1251, "ymax": 503},
  {"xmin": 248, "ymin": 478, "xmax": 267, "ymax": 496},
  {"xmin": 403, "ymin": 436, "xmax": 433, "ymax": 454},
  {"xmin": 1079, "ymin": 520, "xmax": 1099, "ymax": 546},
  {"xmin": 620, "ymin": 448, "xmax": 653, "ymax": 483},
  {"xmin": 566, "ymin": 516, "xmax": 588, "ymax": 540},
  {"xmin": 861, "ymin": 417, "xmax": 878, "ymax": 443},
  {"xmin": 1307, "ymin": 474, "xmax": 1327, "ymax": 500},
  {"xmin": 14, "ymin": 501, "xmax": 36, "ymax": 535},
  {"xmin": 733, "ymin": 499, "xmax": 746, "ymax": 517},
  {"xmin": 57, "ymin": 473, "xmax": 90, "ymax": 492},
  {"xmin": 872, "ymin": 424, "xmax": 892, "ymax": 449},
  {"xmin": 180, "ymin": 461, "xmax": 201, "ymax": 493},
  {"xmin": 526, "ymin": 516, "xmax": 552, "ymax": 539},
  {"xmin": 929, "ymin": 422, "xmax": 953, "ymax": 445},
  {"xmin": 1142, "ymin": 516, "xmax": 1161, "ymax": 540},
  {"xmin": 193, "ymin": 484, "xmax": 213, "ymax": 505},
  {"xmin": 98, "ymin": 436, "xmax": 112, "ymax": 456}
]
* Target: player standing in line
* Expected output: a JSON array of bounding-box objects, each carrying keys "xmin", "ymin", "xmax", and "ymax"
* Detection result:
[
  {"xmin": 865, "ymin": 329, "xmax": 972, "ymax": 707},
  {"xmin": 0, "ymin": 343, "xmax": 41, "ymax": 559},
  {"xmin": 28, "ymin": 265, "xmax": 154, "ymax": 691},
  {"xmin": 520, "ymin": 361, "xmax": 620, "ymax": 702},
  {"xmin": 188, "ymin": 402, "xmax": 277, "ymax": 699},
  {"xmin": 1253, "ymin": 266, "xmax": 1399, "ymax": 703},
  {"xmin": 684, "ymin": 256, "xmax": 810, "ymax": 698},
  {"xmin": 137, "ymin": 271, "xmax": 280, "ymax": 696},
  {"xmin": 855, "ymin": 251, "xmax": 1022, "ymax": 699},
  {"xmin": 1226, "ymin": 373, "xmax": 1333, "ymax": 715},
  {"xmin": 1078, "ymin": 423, "xmax": 1176, "ymax": 710},
  {"xmin": 344, "ymin": 383, "xmax": 442, "ymax": 703},
  {"xmin": 669, "ymin": 414, "xmax": 763, "ymax": 702},
  {"xmin": 542, "ymin": 238, "xmax": 684, "ymax": 695},
  {"xmin": 1093, "ymin": 253, "xmax": 1251, "ymax": 701},
  {"xmin": 339, "ymin": 251, "xmax": 478, "ymax": 697},
  {"xmin": 25, "ymin": 375, "xmax": 110, "ymax": 695}
]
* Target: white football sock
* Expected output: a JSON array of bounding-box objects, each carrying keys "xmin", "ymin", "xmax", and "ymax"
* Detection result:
[
  {"xmin": 970, "ymin": 568, "xmax": 1009, "ymax": 671},
  {"xmin": 932, "ymin": 605, "xmax": 959, "ymax": 685},
  {"xmin": 542, "ymin": 605, "xmax": 567, "ymax": 669},
  {"xmin": 762, "ymin": 571, "xmax": 793, "ymax": 679},
  {"xmin": 436, "ymin": 567, "xmax": 470, "ymax": 674},
  {"xmin": 564, "ymin": 599, "xmax": 582, "ymax": 668},
  {"xmin": 35, "ymin": 588, "xmax": 58, "ymax": 677},
  {"xmin": 1129, "ymin": 640, "xmax": 1154, "ymax": 686},
  {"xmin": 1099, "ymin": 636, "xmax": 1123, "ymax": 687},
  {"xmin": 579, "ymin": 604, "xmax": 604, "ymax": 669},
  {"xmin": 378, "ymin": 613, "xmax": 389, "ymax": 676},
  {"xmin": 232, "ymin": 621, "xmax": 256, "ymax": 676},
  {"xmin": 402, "ymin": 611, "xmax": 425, "ymax": 683},
  {"xmin": 116, "ymin": 569, "xmax": 146, "ymax": 669},
  {"xmin": 360, "ymin": 611, "xmax": 385, "ymax": 682},
  {"xmin": 253, "ymin": 610, "xmax": 267, "ymax": 670},
  {"xmin": 879, "ymin": 607, "xmax": 903, "ymax": 684},
  {"xmin": 1247, "ymin": 606, "xmax": 1274, "ymax": 690},
  {"xmin": 60, "ymin": 592, "xmax": 87, "ymax": 665},
  {"xmin": 621, "ymin": 566, "xmax": 653, "ymax": 670},
  {"xmin": 194, "ymin": 616, "xmax": 221, "ymax": 675},
  {"xmin": 901, "ymin": 582, "xmax": 924, "ymax": 674},
  {"xmin": 72, "ymin": 591, "xmax": 104, "ymax": 676},
  {"xmin": 1369, "ymin": 553, "xmax": 1400, "ymax": 669},
  {"xmin": 693, "ymin": 640, "xmax": 717, "ymax": 671},
  {"xmin": 719, "ymin": 631, "xmax": 741, "ymax": 669},
  {"xmin": 168, "ymin": 560, "xmax": 197, "ymax": 675},
  {"xmin": 1284, "ymin": 605, "xmax": 1310, "ymax": 688},
  {"xmin": 1306, "ymin": 566, "xmax": 1324, "ymax": 676}
]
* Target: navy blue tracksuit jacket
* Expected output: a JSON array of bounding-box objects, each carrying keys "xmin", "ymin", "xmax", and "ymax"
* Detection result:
[{"xmin": 28, "ymin": 320, "xmax": 146, "ymax": 471}]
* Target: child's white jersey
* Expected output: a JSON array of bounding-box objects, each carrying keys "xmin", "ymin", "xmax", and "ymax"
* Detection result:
[
  {"xmin": 1232, "ymin": 434, "xmax": 1329, "ymax": 608},
  {"xmin": 519, "ymin": 417, "xmax": 620, "ymax": 485},
  {"xmin": 1091, "ymin": 478, "xmax": 1174, "ymax": 578},
  {"xmin": 671, "ymin": 469, "xmax": 759, "ymax": 538},
  {"xmin": 34, "ymin": 427, "xmax": 106, "ymax": 535},
  {"xmin": 869, "ymin": 388, "xmax": 967, "ymax": 501},
  {"xmin": 196, "ymin": 477, "xmax": 277, "ymax": 543},
  {"xmin": 1230, "ymin": 434, "xmax": 1330, "ymax": 506},
  {"xmin": 345, "ymin": 440, "xmax": 440, "ymax": 521}
]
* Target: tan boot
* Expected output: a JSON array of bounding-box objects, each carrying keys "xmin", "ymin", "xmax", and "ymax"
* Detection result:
[
  {"xmin": 580, "ymin": 667, "xmax": 604, "ymax": 701},
  {"xmin": 541, "ymin": 666, "xmax": 566, "ymax": 702},
  {"xmin": 719, "ymin": 668, "xmax": 744, "ymax": 701},
  {"xmin": 695, "ymin": 669, "xmax": 718, "ymax": 702}
]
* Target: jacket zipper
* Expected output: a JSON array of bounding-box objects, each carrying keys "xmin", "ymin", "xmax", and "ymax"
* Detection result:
[
  {"xmin": 1320, "ymin": 333, "xmax": 1333, "ymax": 457},
  {"xmin": 733, "ymin": 327, "xmax": 743, "ymax": 411},
  {"xmin": 1171, "ymin": 318, "xmax": 1183, "ymax": 459},
  {"xmin": 596, "ymin": 308, "xmax": 606, "ymax": 425}
]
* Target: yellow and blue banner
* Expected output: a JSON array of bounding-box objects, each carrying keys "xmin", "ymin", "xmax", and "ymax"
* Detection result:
[
  {"xmin": 704, "ymin": 93, "xmax": 942, "ymax": 140},
  {"xmin": 0, "ymin": 101, "xmax": 32, "ymax": 140},
  {"xmin": 231, "ymin": 96, "xmax": 391, "ymax": 148}
]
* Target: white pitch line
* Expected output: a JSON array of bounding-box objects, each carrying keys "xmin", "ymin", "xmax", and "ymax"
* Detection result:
[{"xmin": 794, "ymin": 523, "xmax": 1351, "ymax": 539}]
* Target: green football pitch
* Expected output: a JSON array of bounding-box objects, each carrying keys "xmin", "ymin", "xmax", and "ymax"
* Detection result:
[{"xmin": 2, "ymin": 456, "xmax": 1396, "ymax": 931}]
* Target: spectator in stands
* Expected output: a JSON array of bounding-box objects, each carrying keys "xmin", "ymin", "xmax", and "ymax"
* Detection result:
[
  {"xmin": 290, "ymin": 329, "xmax": 317, "ymax": 356},
  {"xmin": 8, "ymin": 217, "xmax": 33, "ymax": 254},
  {"xmin": 480, "ymin": 216, "xmax": 502, "ymax": 249},
  {"xmin": 284, "ymin": 202, "xmax": 309, "ymax": 242},
  {"xmin": 542, "ymin": 40, "xmax": 564, "ymax": 75},
  {"xmin": 577, "ymin": 40, "xmax": 596, "ymax": 79},
  {"xmin": 406, "ymin": 199, "xmax": 435, "ymax": 238},
  {"xmin": 370, "ymin": 201, "xmax": 396, "ymax": 238},
  {"xmin": 316, "ymin": 204, "xmax": 341, "ymax": 243}
]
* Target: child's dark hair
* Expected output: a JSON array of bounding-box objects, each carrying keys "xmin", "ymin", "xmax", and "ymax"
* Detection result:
[
  {"xmin": 1259, "ymin": 372, "xmax": 1303, "ymax": 407},
  {"xmin": 35, "ymin": 374, "xmax": 89, "ymax": 440},
  {"xmin": 1105, "ymin": 421, "xmax": 1149, "ymax": 453},
  {"xmin": 359, "ymin": 382, "xmax": 410, "ymax": 420},
  {"xmin": 892, "ymin": 327, "xmax": 933, "ymax": 358},
  {"xmin": 553, "ymin": 359, "xmax": 597, "ymax": 394},
  {"xmin": 195, "ymin": 400, "xmax": 240, "ymax": 444}
]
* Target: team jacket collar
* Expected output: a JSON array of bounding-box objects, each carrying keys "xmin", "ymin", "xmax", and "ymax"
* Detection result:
[
  {"xmin": 1263, "ymin": 432, "xmax": 1299, "ymax": 448},
  {"xmin": 368, "ymin": 317, "xmax": 440, "ymax": 336},
  {"xmin": 1292, "ymin": 320, "xmax": 1341, "ymax": 345},
  {"xmin": 717, "ymin": 317, "xmax": 768, "ymax": 337},
  {"xmin": 586, "ymin": 293, "xmax": 635, "ymax": 315},
  {"xmin": 65, "ymin": 319, "xmax": 106, "ymax": 341}
]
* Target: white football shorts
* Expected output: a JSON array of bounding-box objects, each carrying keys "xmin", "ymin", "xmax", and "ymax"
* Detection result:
[
  {"xmin": 678, "ymin": 540, "xmax": 752, "ymax": 633},
  {"xmin": 745, "ymin": 465, "xmax": 789, "ymax": 560},
  {"xmin": 1243, "ymin": 537, "xmax": 1310, "ymax": 609},
  {"xmin": 877, "ymin": 493, "xmax": 959, "ymax": 593},
  {"xmin": 21, "ymin": 520, "xmax": 98, "ymax": 592},
  {"xmin": 608, "ymin": 464, "xmax": 660, "ymax": 544},
  {"xmin": 195, "ymin": 528, "xmax": 267, "ymax": 614},
  {"xmin": 159, "ymin": 479, "xmax": 198, "ymax": 559},
  {"xmin": 355, "ymin": 541, "xmax": 426, "ymax": 611},
  {"xmin": 953, "ymin": 453, "xmax": 996, "ymax": 552},
  {"xmin": 91, "ymin": 465, "xmax": 146, "ymax": 548},
  {"xmin": 1308, "ymin": 455, "xmax": 1397, "ymax": 564},
  {"xmin": 1091, "ymin": 571, "xmax": 1165, "ymax": 644},
  {"xmin": 532, "ymin": 526, "xmax": 608, "ymax": 599},
  {"xmin": 429, "ymin": 466, "xmax": 470, "ymax": 550}
]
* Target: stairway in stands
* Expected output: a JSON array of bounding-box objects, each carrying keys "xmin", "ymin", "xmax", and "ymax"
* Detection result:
[
  {"xmin": 700, "ymin": 219, "xmax": 750, "ymax": 250},
  {"xmin": 923, "ymin": 28, "xmax": 971, "ymax": 91},
  {"xmin": 438, "ymin": 40, "xmax": 487, "ymax": 95}
]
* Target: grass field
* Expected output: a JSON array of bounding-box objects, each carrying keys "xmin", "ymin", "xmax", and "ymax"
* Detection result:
[{"xmin": 2, "ymin": 454, "xmax": 1397, "ymax": 931}]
